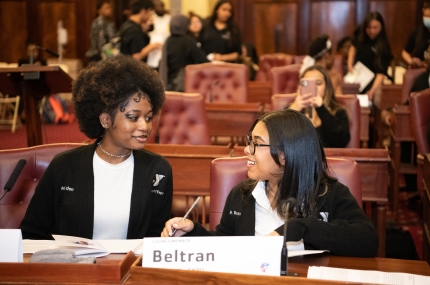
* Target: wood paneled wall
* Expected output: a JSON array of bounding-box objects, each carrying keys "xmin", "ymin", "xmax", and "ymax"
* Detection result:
[
  {"xmin": 233, "ymin": 0, "xmax": 422, "ymax": 61},
  {"xmin": 0, "ymin": 0, "xmax": 425, "ymax": 65}
]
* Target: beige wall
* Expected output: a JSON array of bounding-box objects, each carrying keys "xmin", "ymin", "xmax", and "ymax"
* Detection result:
[{"xmin": 164, "ymin": 0, "xmax": 218, "ymax": 18}]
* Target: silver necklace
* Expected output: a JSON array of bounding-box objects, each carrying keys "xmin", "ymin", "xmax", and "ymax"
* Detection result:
[{"xmin": 98, "ymin": 143, "xmax": 133, "ymax": 158}]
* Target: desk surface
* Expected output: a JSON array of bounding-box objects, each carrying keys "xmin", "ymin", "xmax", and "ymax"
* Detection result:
[
  {"xmin": 127, "ymin": 253, "xmax": 430, "ymax": 284},
  {"xmin": 2, "ymin": 253, "xmax": 429, "ymax": 284}
]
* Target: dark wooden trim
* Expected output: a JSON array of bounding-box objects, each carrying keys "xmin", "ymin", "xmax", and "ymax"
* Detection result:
[
  {"xmin": 297, "ymin": 0, "xmax": 310, "ymax": 54},
  {"xmin": 356, "ymin": 0, "xmax": 370, "ymax": 25},
  {"xmin": 26, "ymin": 0, "xmax": 41, "ymax": 46}
]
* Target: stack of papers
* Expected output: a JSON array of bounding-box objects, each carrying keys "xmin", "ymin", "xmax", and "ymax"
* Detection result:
[{"xmin": 308, "ymin": 266, "xmax": 430, "ymax": 284}]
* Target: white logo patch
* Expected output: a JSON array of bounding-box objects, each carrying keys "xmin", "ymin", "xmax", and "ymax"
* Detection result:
[
  {"xmin": 319, "ymin": 212, "xmax": 329, "ymax": 222},
  {"xmin": 61, "ymin": 186, "xmax": 74, "ymax": 191},
  {"xmin": 153, "ymin": 174, "xmax": 165, "ymax": 186}
]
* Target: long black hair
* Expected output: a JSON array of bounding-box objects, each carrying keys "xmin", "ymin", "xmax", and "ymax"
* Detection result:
[
  {"xmin": 242, "ymin": 109, "xmax": 337, "ymax": 219},
  {"xmin": 209, "ymin": 0, "xmax": 239, "ymax": 50},
  {"xmin": 356, "ymin": 11, "xmax": 393, "ymax": 71}
]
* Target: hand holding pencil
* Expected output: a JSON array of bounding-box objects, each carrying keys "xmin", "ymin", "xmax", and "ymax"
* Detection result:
[{"xmin": 161, "ymin": 197, "xmax": 201, "ymax": 237}]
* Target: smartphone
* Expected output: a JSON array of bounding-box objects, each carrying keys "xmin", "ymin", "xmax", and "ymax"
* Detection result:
[
  {"xmin": 300, "ymin": 78, "xmax": 317, "ymax": 97},
  {"xmin": 299, "ymin": 79, "xmax": 317, "ymax": 118}
]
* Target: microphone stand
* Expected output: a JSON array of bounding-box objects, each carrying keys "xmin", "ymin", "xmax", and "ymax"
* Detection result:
[{"xmin": 280, "ymin": 199, "xmax": 299, "ymax": 277}]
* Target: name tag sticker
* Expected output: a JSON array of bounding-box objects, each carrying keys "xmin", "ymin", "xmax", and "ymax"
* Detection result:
[{"xmin": 142, "ymin": 236, "xmax": 283, "ymax": 276}]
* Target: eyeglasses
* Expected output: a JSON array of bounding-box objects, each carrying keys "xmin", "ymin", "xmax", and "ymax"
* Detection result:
[{"xmin": 246, "ymin": 136, "xmax": 270, "ymax": 155}]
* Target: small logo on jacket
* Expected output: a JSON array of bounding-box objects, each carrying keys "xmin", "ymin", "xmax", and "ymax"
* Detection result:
[
  {"xmin": 229, "ymin": 211, "xmax": 241, "ymax": 216},
  {"xmin": 61, "ymin": 186, "xmax": 74, "ymax": 192},
  {"xmin": 151, "ymin": 190, "xmax": 164, "ymax": 195},
  {"xmin": 153, "ymin": 174, "xmax": 165, "ymax": 186},
  {"xmin": 319, "ymin": 212, "xmax": 329, "ymax": 222}
]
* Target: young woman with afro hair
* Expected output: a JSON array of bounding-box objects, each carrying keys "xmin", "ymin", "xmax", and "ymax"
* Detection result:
[{"xmin": 20, "ymin": 55, "xmax": 173, "ymax": 240}]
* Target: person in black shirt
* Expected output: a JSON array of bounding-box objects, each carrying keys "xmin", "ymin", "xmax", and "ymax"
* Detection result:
[
  {"xmin": 402, "ymin": 1, "xmax": 430, "ymax": 68},
  {"xmin": 289, "ymin": 65, "xmax": 350, "ymax": 148},
  {"xmin": 187, "ymin": 12, "xmax": 204, "ymax": 47},
  {"xmin": 348, "ymin": 12, "xmax": 393, "ymax": 100},
  {"xmin": 201, "ymin": 0, "xmax": 242, "ymax": 62},
  {"xmin": 159, "ymin": 14, "xmax": 208, "ymax": 91},
  {"xmin": 119, "ymin": 0, "xmax": 160, "ymax": 61}
]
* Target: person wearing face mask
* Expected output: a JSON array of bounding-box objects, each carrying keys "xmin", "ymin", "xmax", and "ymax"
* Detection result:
[
  {"xmin": 161, "ymin": 109, "xmax": 377, "ymax": 258},
  {"xmin": 402, "ymin": 1, "xmax": 430, "ymax": 68},
  {"xmin": 119, "ymin": 0, "xmax": 161, "ymax": 62},
  {"xmin": 300, "ymin": 35, "xmax": 343, "ymax": 95},
  {"xmin": 158, "ymin": 14, "xmax": 209, "ymax": 92},
  {"xmin": 289, "ymin": 65, "xmax": 350, "ymax": 148},
  {"xmin": 348, "ymin": 11, "xmax": 393, "ymax": 101},
  {"xmin": 201, "ymin": 0, "xmax": 242, "ymax": 62}
]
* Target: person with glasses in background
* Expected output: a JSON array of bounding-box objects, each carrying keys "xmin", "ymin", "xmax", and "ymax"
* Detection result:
[{"xmin": 161, "ymin": 109, "xmax": 378, "ymax": 258}]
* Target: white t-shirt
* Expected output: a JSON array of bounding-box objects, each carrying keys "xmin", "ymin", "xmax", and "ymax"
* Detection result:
[
  {"xmin": 92, "ymin": 152, "xmax": 134, "ymax": 239},
  {"xmin": 252, "ymin": 181, "xmax": 285, "ymax": 236}
]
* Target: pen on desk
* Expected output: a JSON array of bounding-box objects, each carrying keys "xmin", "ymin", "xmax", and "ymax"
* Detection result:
[{"xmin": 171, "ymin": 196, "xmax": 201, "ymax": 237}]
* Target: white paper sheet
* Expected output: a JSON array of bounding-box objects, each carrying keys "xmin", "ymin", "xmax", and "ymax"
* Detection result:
[
  {"xmin": 23, "ymin": 238, "xmax": 142, "ymax": 255},
  {"xmin": 0, "ymin": 229, "xmax": 23, "ymax": 262},
  {"xmin": 308, "ymin": 266, "xmax": 430, "ymax": 284},
  {"xmin": 356, "ymin": 94, "xmax": 369, "ymax": 107},
  {"xmin": 344, "ymin": 61, "xmax": 375, "ymax": 92}
]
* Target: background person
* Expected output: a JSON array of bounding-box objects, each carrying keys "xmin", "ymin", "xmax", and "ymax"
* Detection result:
[
  {"xmin": 200, "ymin": 0, "xmax": 242, "ymax": 62},
  {"xmin": 20, "ymin": 55, "xmax": 173, "ymax": 240},
  {"xmin": 159, "ymin": 14, "xmax": 209, "ymax": 92},
  {"xmin": 402, "ymin": 1, "xmax": 430, "ymax": 68},
  {"xmin": 348, "ymin": 11, "xmax": 393, "ymax": 100},
  {"xmin": 119, "ymin": 0, "xmax": 161, "ymax": 62},
  {"xmin": 289, "ymin": 66, "xmax": 350, "ymax": 148},
  {"xmin": 85, "ymin": 0, "xmax": 117, "ymax": 62},
  {"xmin": 162, "ymin": 109, "xmax": 378, "ymax": 257}
]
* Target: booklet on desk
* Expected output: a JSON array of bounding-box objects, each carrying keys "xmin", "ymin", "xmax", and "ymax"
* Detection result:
[
  {"xmin": 344, "ymin": 61, "xmax": 375, "ymax": 92},
  {"xmin": 52, "ymin": 235, "xmax": 110, "ymax": 257}
]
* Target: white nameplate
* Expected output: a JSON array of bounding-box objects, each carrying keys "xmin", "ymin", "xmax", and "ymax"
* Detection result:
[
  {"xmin": 0, "ymin": 229, "xmax": 23, "ymax": 262},
  {"xmin": 142, "ymin": 236, "xmax": 283, "ymax": 276}
]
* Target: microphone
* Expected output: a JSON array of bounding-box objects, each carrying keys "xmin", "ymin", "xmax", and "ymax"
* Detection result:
[
  {"xmin": 280, "ymin": 197, "xmax": 296, "ymax": 276},
  {"xmin": 209, "ymin": 80, "xmax": 219, "ymax": 103},
  {"xmin": 308, "ymin": 107, "xmax": 313, "ymax": 118},
  {"xmin": 30, "ymin": 46, "xmax": 59, "ymax": 64},
  {"xmin": 0, "ymin": 159, "xmax": 27, "ymax": 202}
]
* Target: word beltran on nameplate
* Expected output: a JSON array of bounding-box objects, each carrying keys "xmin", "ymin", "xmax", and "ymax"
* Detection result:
[{"xmin": 142, "ymin": 236, "xmax": 284, "ymax": 276}]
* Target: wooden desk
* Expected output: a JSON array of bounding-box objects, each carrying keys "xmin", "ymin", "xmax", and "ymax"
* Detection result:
[
  {"xmin": 248, "ymin": 81, "xmax": 272, "ymax": 107},
  {"xmin": 232, "ymin": 146, "xmax": 390, "ymax": 257},
  {"xmin": 389, "ymin": 104, "xmax": 417, "ymax": 220},
  {"xmin": 127, "ymin": 254, "xmax": 430, "ymax": 284},
  {"xmin": 0, "ymin": 252, "xmax": 137, "ymax": 284},
  {"xmin": 144, "ymin": 144, "xmax": 232, "ymax": 227},
  {"xmin": 360, "ymin": 106, "xmax": 371, "ymax": 148},
  {"xmin": 423, "ymin": 154, "xmax": 430, "ymax": 263},
  {"xmin": 205, "ymin": 102, "xmax": 263, "ymax": 143}
]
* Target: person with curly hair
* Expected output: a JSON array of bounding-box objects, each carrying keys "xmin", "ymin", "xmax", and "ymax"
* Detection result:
[{"xmin": 20, "ymin": 55, "xmax": 173, "ymax": 240}]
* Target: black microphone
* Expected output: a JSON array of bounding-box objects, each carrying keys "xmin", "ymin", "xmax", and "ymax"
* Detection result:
[
  {"xmin": 308, "ymin": 106, "xmax": 313, "ymax": 118},
  {"xmin": 30, "ymin": 46, "xmax": 59, "ymax": 64},
  {"xmin": 281, "ymin": 197, "xmax": 296, "ymax": 276},
  {"xmin": 3, "ymin": 159, "xmax": 27, "ymax": 192}
]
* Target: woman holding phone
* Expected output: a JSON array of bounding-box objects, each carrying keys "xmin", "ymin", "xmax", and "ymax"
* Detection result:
[
  {"xmin": 289, "ymin": 65, "xmax": 350, "ymax": 148},
  {"xmin": 162, "ymin": 109, "xmax": 378, "ymax": 258}
]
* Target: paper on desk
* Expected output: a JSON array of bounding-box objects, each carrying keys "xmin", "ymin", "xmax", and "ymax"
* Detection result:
[
  {"xmin": 308, "ymin": 266, "xmax": 430, "ymax": 284},
  {"xmin": 288, "ymin": 250, "xmax": 328, "ymax": 258},
  {"xmin": 344, "ymin": 61, "xmax": 375, "ymax": 92},
  {"xmin": 23, "ymin": 238, "xmax": 142, "ymax": 255},
  {"xmin": 23, "ymin": 240, "xmax": 56, "ymax": 253},
  {"xmin": 356, "ymin": 94, "xmax": 369, "ymax": 107}
]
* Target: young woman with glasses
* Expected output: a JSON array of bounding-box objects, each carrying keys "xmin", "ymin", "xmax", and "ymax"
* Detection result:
[{"xmin": 162, "ymin": 109, "xmax": 378, "ymax": 257}]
